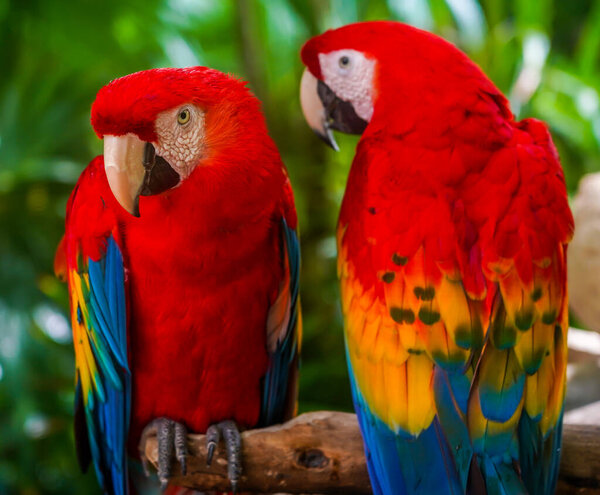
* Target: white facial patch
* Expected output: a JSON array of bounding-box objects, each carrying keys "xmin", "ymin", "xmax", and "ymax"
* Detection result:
[
  {"xmin": 319, "ymin": 49, "xmax": 376, "ymax": 122},
  {"xmin": 154, "ymin": 105, "xmax": 205, "ymax": 179}
]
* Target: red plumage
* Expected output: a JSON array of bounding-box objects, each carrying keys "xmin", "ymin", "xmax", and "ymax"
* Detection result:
[
  {"xmin": 302, "ymin": 22, "xmax": 572, "ymax": 299},
  {"xmin": 301, "ymin": 21, "xmax": 573, "ymax": 494},
  {"xmin": 59, "ymin": 67, "xmax": 299, "ymax": 493}
]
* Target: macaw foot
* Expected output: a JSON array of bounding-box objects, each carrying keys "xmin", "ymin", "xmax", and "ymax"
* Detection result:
[
  {"xmin": 205, "ymin": 420, "xmax": 242, "ymax": 494},
  {"xmin": 139, "ymin": 417, "xmax": 188, "ymax": 488}
]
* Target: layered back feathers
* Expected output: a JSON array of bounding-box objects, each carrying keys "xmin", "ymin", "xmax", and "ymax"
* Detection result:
[{"xmin": 304, "ymin": 21, "xmax": 574, "ymax": 495}]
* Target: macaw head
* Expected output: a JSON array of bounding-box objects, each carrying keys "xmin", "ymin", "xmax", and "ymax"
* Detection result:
[
  {"xmin": 299, "ymin": 21, "xmax": 486, "ymax": 149},
  {"xmin": 91, "ymin": 67, "xmax": 265, "ymax": 216}
]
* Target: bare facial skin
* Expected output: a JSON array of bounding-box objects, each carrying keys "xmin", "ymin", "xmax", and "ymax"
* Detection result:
[{"xmin": 318, "ymin": 49, "xmax": 375, "ymax": 122}]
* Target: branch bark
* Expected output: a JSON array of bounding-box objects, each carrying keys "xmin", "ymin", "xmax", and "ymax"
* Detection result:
[{"xmin": 141, "ymin": 411, "xmax": 600, "ymax": 494}]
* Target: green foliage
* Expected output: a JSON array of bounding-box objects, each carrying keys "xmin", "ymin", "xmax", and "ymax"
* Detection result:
[{"xmin": 0, "ymin": 0, "xmax": 598, "ymax": 493}]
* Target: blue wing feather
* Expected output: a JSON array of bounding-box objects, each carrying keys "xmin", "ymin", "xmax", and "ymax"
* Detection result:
[
  {"xmin": 71, "ymin": 237, "xmax": 130, "ymax": 495},
  {"xmin": 518, "ymin": 410, "xmax": 563, "ymax": 495},
  {"xmin": 259, "ymin": 217, "xmax": 300, "ymax": 426},
  {"xmin": 347, "ymin": 347, "xmax": 464, "ymax": 495},
  {"xmin": 433, "ymin": 367, "xmax": 474, "ymax": 491}
]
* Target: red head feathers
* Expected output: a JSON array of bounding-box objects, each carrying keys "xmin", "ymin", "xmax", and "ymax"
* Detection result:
[
  {"xmin": 91, "ymin": 67, "xmax": 261, "ymax": 142},
  {"xmin": 299, "ymin": 21, "xmax": 512, "ymax": 148},
  {"xmin": 89, "ymin": 67, "xmax": 281, "ymax": 216}
]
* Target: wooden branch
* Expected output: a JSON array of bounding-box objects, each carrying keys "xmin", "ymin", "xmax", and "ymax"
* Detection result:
[
  {"xmin": 142, "ymin": 411, "xmax": 600, "ymax": 494},
  {"xmin": 557, "ymin": 423, "xmax": 600, "ymax": 494}
]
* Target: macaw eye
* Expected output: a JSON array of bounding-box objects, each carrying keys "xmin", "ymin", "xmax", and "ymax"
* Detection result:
[
  {"xmin": 339, "ymin": 56, "xmax": 350, "ymax": 68},
  {"xmin": 177, "ymin": 109, "xmax": 190, "ymax": 125}
]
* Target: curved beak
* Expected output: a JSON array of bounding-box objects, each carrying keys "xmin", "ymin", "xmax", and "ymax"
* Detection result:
[
  {"xmin": 300, "ymin": 68, "xmax": 369, "ymax": 151},
  {"xmin": 103, "ymin": 134, "xmax": 147, "ymax": 216},
  {"xmin": 103, "ymin": 134, "xmax": 180, "ymax": 217},
  {"xmin": 300, "ymin": 69, "xmax": 339, "ymax": 151}
]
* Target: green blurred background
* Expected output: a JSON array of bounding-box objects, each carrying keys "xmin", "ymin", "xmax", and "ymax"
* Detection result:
[{"xmin": 1, "ymin": 0, "xmax": 599, "ymax": 493}]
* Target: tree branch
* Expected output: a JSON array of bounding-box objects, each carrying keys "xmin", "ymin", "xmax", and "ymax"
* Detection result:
[{"xmin": 141, "ymin": 411, "xmax": 600, "ymax": 494}]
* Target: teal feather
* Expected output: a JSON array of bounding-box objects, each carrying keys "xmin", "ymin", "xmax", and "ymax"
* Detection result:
[
  {"xmin": 348, "ymin": 348, "xmax": 463, "ymax": 495},
  {"xmin": 259, "ymin": 218, "xmax": 300, "ymax": 426},
  {"xmin": 478, "ymin": 348, "xmax": 525, "ymax": 424},
  {"xmin": 479, "ymin": 455, "xmax": 527, "ymax": 495},
  {"xmin": 518, "ymin": 411, "xmax": 563, "ymax": 495},
  {"xmin": 433, "ymin": 368, "xmax": 473, "ymax": 491},
  {"xmin": 76, "ymin": 237, "xmax": 130, "ymax": 495}
]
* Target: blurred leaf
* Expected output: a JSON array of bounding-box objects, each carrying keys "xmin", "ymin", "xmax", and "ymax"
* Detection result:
[
  {"xmin": 388, "ymin": 0, "xmax": 434, "ymax": 30},
  {"xmin": 0, "ymin": 1, "xmax": 598, "ymax": 493}
]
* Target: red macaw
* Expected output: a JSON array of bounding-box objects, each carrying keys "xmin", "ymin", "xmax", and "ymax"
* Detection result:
[
  {"xmin": 55, "ymin": 67, "xmax": 301, "ymax": 495},
  {"xmin": 300, "ymin": 21, "xmax": 573, "ymax": 495}
]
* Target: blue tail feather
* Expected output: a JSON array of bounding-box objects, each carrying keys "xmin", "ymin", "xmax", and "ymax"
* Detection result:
[
  {"xmin": 346, "ymin": 350, "xmax": 462, "ymax": 494},
  {"xmin": 518, "ymin": 411, "xmax": 563, "ymax": 495},
  {"xmin": 433, "ymin": 368, "xmax": 473, "ymax": 491},
  {"xmin": 479, "ymin": 454, "xmax": 528, "ymax": 495}
]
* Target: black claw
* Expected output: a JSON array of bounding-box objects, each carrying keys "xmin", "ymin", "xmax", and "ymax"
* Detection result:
[
  {"xmin": 175, "ymin": 422, "xmax": 187, "ymax": 475},
  {"xmin": 157, "ymin": 419, "xmax": 174, "ymax": 487},
  {"xmin": 220, "ymin": 420, "xmax": 242, "ymax": 492},
  {"xmin": 178, "ymin": 455, "xmax": 187, "ymax": 476},
  {"xmin": 204, "ymin": 420, "xmax": 243, "ymax": 492},
  {"xmin": 139, "ymin": 417, "xmax": 188, "ymax": 486},
  {"xmin": 205, "ymin": 424, "xmax": 220, "ymax": 467},
  {"xmin": 206, "ymin": 443, "xmax": 216, "ymax": 467}
]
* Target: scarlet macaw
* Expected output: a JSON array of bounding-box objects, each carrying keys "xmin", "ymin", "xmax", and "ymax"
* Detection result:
[
  {"xmin": 300, "ymin": 21, "xmax": 573, "ymax": 495},
  {"xmin": 55, "ymin": 67, "xmax": 300, "ymax": 494}
]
